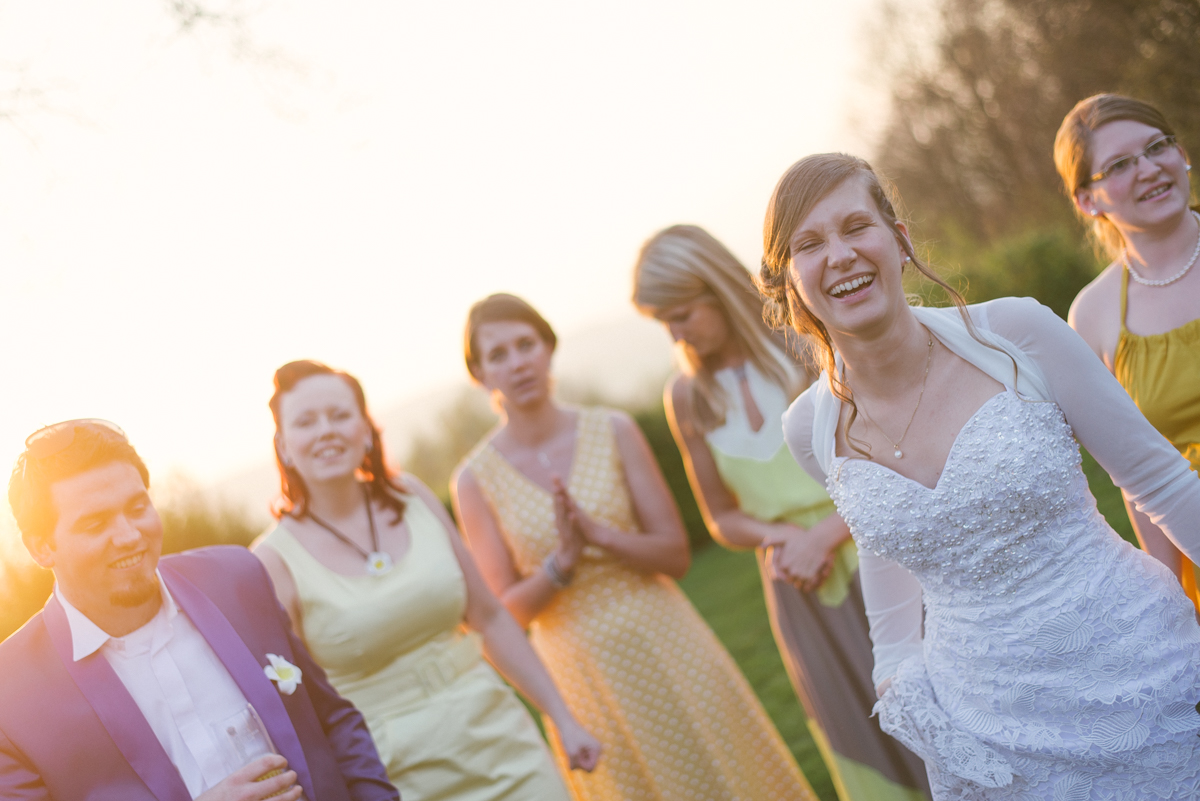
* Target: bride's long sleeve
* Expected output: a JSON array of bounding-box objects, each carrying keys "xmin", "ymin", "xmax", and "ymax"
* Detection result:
[
  {"xmin": 783, "ymin": 391, "xmax": 925, "ymax": 688},
  {"xmin": 982, "ymin": 296, "xmax": 1200, "ymax": 563}
]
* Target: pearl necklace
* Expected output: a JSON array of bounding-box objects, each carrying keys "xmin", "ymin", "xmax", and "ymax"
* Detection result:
[{"xmin": 1124, "ymin": 210, "xmax": 1200, "ymax": 287}]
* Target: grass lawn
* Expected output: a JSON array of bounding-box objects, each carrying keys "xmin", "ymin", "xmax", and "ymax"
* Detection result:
[{"xmin": 678, "ymin": 545, "xmax": 837, "ymax": 801}]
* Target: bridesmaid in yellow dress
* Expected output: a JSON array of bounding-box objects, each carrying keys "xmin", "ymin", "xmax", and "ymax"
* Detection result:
[
  {"xmin": 1058, "ymin": 94, "xmax": 1200, "ymax": 611},
  {"xmin": 452, "ymin": 293, "xmax": 818, "ymax": 801},
  {"xmin": 252, "ymin": 360, "xmax": 600, "ymax": 801}
]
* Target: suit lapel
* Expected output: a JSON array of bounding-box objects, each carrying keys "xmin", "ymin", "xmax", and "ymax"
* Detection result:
[
  {"xmin": 43, "ymin": 596, "xmax": 190, "ymax": 801},
  {"xmin": 161, "ymin": 565, "xmax": 315, "ymax": 801}
]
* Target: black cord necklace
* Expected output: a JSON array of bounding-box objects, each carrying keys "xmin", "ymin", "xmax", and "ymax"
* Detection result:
[{"xmin": 304, "ymin": 484, "xmax": 393, "ymax": 576}]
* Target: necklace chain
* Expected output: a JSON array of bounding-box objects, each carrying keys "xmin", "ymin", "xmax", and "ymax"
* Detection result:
[
  {"xmin": 1123, "ymin": 210, "xmax": 1200, "ymax": 287},
  {"xmin": 303, "ymin": 484, "xmax": 393, "ymax": 575},
  {"xmin": 852, "ymin": 332, "xmax": 934, "ymax": 460}
]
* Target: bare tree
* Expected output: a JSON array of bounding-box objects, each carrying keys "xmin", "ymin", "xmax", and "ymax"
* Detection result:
[{"xmin": 874, "ymin": 0, "xmax": 1199, "ymax": 245}]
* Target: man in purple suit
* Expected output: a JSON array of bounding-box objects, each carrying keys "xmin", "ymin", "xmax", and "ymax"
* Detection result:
[{"xmin": 0, "ymin": 419, "xmax": 400, "ymax": 801}]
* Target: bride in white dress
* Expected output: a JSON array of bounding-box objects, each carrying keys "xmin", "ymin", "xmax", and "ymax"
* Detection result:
[{"xmin": 758, "ymin": 152, "xmax": 1200, "ymax": 800}]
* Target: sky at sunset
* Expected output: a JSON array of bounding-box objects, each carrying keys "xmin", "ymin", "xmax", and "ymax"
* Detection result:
[{"xmin": 0, "ymin": 0, "xmax": 899, "ymax": 537}]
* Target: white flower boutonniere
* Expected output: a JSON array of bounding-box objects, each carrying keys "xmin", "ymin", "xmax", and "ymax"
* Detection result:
[{"xmin": 264, "ymin": 653, "xmax": 302, "ymax": 695}]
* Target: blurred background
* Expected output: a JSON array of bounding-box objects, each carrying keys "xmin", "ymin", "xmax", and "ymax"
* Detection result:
[{"xmin": 2, "ymin": 1, "xmax": 1197, "ymax": 796}]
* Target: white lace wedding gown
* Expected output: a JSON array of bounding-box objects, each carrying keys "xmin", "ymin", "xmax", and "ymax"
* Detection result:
[{"xmin": 784, "ymin": 298, "xmax": 1200, "ymax": 800}]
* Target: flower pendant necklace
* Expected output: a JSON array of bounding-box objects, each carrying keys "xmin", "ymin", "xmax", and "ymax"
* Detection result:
[
  {"xmin": 1124, "ymin": 209, "xmax": 1200, "ymax": 287},
  {"xmin": 306, "ymin": 485, "xmax": 393, "ymax": 575},
  {"xmin": 852, "ymin": 331, "xmax": 934, "ymax": 459}
]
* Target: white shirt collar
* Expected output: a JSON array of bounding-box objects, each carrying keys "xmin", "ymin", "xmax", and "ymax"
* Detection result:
[{"xmin": 55, "ymin": 572, "xmax": 178, "ymax": 662}]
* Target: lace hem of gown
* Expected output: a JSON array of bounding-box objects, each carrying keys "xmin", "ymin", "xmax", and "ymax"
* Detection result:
[{"xmin": 874, "ymin": 655, "xmax": 1014, "ymax": 793}]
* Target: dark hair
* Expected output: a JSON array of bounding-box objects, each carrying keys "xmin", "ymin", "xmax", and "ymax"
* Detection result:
[
  {"xmin": 758, "ymin": 153, "xmax": 977, "ymax": 457},
  {"xmin": 463, "ymin": 293, "xmax": 557, "ymax": 381},
  {"xmin": 8, "ymin": 423, "xmax": 150, "ymax": 543},
  {"xmin": 269, "ymin": 360, "xmax": 406, "ymax": 521},
  {"xmin": 1054, "ymin": 93, "xmax": 1194, "ymax": 260}
]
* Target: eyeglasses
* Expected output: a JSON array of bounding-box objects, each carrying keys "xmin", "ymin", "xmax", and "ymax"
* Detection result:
[
  {"xmin": 24, "ymin": 419, "xmax": 127, "ymax": 460},
  {"xmin": 1089, "ymin": 135, "xmax": 1179, "ymax": 184}
]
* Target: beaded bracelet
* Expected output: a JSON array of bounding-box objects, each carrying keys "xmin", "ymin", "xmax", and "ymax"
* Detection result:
[{"xmin": 542, "ymin": 552, "xmax": 573, "ymax": 589}]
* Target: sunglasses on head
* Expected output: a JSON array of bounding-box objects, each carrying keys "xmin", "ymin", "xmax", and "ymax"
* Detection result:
[{"xmin": 24, "ymin": 419, "xmax": 127, "ymax": 461}]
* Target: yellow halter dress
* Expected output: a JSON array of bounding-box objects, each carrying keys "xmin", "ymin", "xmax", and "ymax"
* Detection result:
[{"xmin": 1114, "ymin": 268, "xmax": 1200, "ymax": 611}]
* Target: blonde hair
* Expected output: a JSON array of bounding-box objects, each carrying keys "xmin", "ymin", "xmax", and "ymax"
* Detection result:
[
  {"xmin": 632, "ymin": 224, "xmax": 808, "ymax": 433},
  {"xmin": 1054, "ymin": 93, "xmax": 1194, "ymax": 261},
  {"xmin": 758, "ymin": 153, "xmax": 982, "ymax": 457}
]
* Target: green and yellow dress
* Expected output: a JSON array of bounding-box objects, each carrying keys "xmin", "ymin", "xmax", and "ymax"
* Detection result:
[
  {"xmin": 1114, "ymin": 268, "xmax": 1200, "ymax": 612},
  {"xmin": 705, "ymin": 363, "xmax": 930, "ymax": 801}
]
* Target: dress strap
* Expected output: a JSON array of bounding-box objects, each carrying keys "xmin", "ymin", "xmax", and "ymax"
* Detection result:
[{"xmin": 1119, "ymin": 265, "xmax": 1130, "ymax": 333}]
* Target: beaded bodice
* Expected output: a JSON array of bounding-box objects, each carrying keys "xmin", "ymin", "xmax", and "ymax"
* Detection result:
[
  {"xmin": 828, "ymin": 390, "xmax": 1088, "ymax": 606},
  {"xmin": 828, "ymin": 389, "xmax": 1200, "ymax": 799}
]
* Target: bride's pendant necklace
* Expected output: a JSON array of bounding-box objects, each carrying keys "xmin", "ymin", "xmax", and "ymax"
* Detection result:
[
  {"xmin": 306, "ymin": 484, "xmax": 393, "ymax": 575},
  {"xmin": 1124, "ymin": 209, "xmax": 1200, "ymax": 287},
  {"xmin": 853, "ymin": 332, "xmax": 934, "ymax": 459}
]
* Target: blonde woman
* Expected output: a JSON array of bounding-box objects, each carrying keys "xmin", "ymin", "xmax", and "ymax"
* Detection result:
[
  {"xmin": 632, "ymin": 224, "xmax": 929, "ymax": 801},
  {"xmin": 1057, "ymin": 93, "xmax": 1200, "ymax": 613},
  {"xmin": 452, "ymin": 293, "xmax": 818, "ymax": 801}
]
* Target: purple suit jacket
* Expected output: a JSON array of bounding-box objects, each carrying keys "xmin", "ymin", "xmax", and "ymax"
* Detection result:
[{"xmin": 0, "ymin": 546, "xmax": 398, "ymax": 801}]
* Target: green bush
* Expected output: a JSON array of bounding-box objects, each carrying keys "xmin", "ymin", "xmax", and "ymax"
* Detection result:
[{"xmin": 633, "ymin": 401, "xmax": 712, "ymax": 550}]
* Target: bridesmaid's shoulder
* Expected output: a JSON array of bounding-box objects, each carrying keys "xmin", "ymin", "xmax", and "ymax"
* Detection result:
[{"xmin": 1066, "ymin": 261, "xmax": 1122, "ymax": 340}]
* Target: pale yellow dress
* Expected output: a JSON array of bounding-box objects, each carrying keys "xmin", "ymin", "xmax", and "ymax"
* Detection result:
[
  {"xmin": 258, "ymin": 492, "xmax": 570, "ymax": 801},
  {"xmin": 463, "ymin": 407, "xmax": 817, "ymax": 801}
]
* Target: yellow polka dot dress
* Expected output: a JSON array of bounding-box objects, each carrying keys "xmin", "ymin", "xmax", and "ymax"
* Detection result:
[{"xmin": 463, "ymin": 407, "xmax": 817, "ymax": 801}]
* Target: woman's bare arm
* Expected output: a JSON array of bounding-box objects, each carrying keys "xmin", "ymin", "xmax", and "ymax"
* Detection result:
[
  {"xmin": 412, "ymin": 477, "xmax": 600, "ymax": 771},
  {"xmin": 451, "ymin": 466, "xmax": 564, "ymax": 628},
  {"xmin": 565, "ymin": 410, "xmax": 691, "ymax": 578}
]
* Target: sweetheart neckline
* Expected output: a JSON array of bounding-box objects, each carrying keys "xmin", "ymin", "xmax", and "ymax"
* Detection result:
[{"xmin": 831, "ymin": 389, "xmax": 1016, "ymax": 493}]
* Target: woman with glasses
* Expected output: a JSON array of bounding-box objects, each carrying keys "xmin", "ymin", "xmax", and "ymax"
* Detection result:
[
  {"xmin": 1057, "ymin": 94, "xmax": 1200, "ymax": 614},
  {"xmin": 252, "ymin": 360, "xmax": 600, "ymax": 801},
  {"xmin": 631, "ymin": 225, "xmax": 930, "ymax": 801},
  {"xmin": 762, "ymin": 151, "xmax": 1200, "ymax": 799}
]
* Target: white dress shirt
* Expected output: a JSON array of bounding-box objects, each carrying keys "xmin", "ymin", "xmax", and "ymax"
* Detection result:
[{"xmin": 57, "ymin": 575, "xmax": 254, "ymax": 799}]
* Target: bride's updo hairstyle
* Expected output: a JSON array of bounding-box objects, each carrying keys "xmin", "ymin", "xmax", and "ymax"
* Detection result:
[
  {"xmin": 632, "ymin": 224, "xmax": 808, "ymax": 434},
  {"xmin": 758, "ymin": 153, "xmax": 974, "ymax": 454},
  {"xmin": 1054, "ymin": 94, "xmax": 1194, "ymax": 261},
  {"xmin": 269, "ymin": 359, "xmax": 407, "ymax": 521},
  {"xmin": 463, "ymin": 293, "xmax": 558, "ymax": 382}
]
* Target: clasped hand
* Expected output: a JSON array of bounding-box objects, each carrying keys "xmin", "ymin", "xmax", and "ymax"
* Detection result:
[
  {"xmin": 761, "ymin": 523, "xmax": 834, "ymax": 593},
  {"xmin": 551, "ymin": 478, "xmax": 602, "ymax": 572}
]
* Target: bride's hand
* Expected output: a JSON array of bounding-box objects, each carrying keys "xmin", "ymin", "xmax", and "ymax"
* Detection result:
[
  {"xmin": 762, "ymin": 524, "xmax": 835, "ymax": 592},
  {"xmin": 553, "ymin": 715, "xmax": 602, "ymax": 772}
]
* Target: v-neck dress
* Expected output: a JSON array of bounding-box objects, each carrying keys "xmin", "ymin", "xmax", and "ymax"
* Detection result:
[
  {"xmin": 1113, "ymin": 267, "xmax": 1200, "ymax": 611},
  {"xmin": 706, "ymin": 363, "xmax": 930, "ymax": 801},
  {"xmin": 784, "ymin": 298, "xmax": 1200, "ymax": 800},
  {"xmin": 462, "ymin": 407, "xmax": 817, "ymax": 801},
  {"xmin": 257, "ymin": 492, "xmax": 569, "ymax": 801}
]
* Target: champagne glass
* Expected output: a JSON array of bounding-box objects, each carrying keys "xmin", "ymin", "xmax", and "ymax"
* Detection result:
[{"xmin": 217, "ymin": 704, "xmax": 289, "ymax": 796}]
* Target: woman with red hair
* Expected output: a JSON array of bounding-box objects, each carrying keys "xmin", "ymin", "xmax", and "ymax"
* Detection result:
[{"xmin": 253, "ymin": 360, "xmax": 599, "ymax": 801}]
